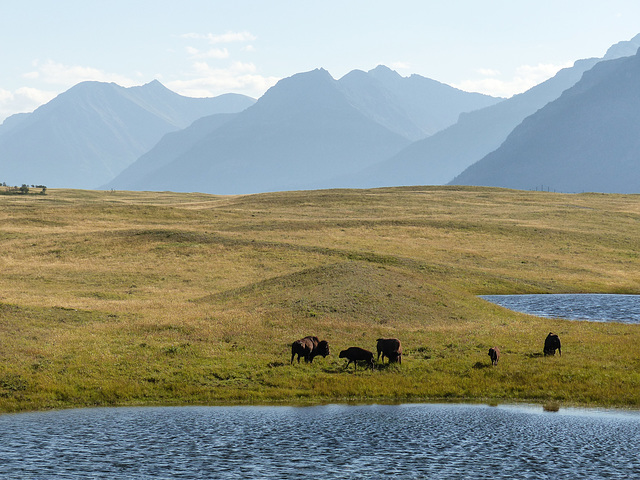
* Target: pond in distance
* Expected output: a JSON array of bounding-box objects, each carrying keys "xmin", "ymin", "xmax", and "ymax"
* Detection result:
[{"xmin": 481, "ymin": 293, "xmax": 640, "ymax": 323}]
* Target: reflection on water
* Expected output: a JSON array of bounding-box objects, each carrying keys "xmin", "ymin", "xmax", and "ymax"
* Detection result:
[
  {"xmin": 1, "ymin": 404, "xmax": 639, "ymax": 479},
  {"xmin": 481, "ymin": 293, "xmax": 640, "ymax": 323}
]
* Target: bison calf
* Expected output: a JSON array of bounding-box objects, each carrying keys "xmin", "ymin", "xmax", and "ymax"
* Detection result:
[
  {"xmin": 339, "ymin": 347, "xmax": 374, "ymax": 371},
  {"xmin": 543, "ymin": 333, "xmax": 561, "ymax": 356},
  {"xmin": 376, "ymin": 338, "xmax": 402, "ymax": 364},
  {"xmin": 291, "ymin": 336, "xmax": 330, "ymax": 364},
  {"xmin": 488, "ymin": 347, "xmax": 500, "ymax": 366}
]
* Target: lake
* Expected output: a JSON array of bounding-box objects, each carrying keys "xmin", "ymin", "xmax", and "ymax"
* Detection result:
[
  {"xmin": 481, "ymin": 293, "xmax": 640, "ymax": 324},
  {"xmin": 1, "ymin": 403, "xmax": 639, "ymax": 479}
]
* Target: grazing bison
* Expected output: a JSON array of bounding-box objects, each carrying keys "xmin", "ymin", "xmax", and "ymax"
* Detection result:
[
  {"xmin": 376, "ymin": 338, "xmax": 402, "ymax": 364},
  {"xmin": 488, "ymin": 347, "xmax": 500, "ymax": 366},
  {"xmin": 339, "ymin": 347, "xmax": 374, "ymax": 371},
  {"xmin": 290, "ymin": 336, "xmax": 330, "ymax": 364},
  {"xmin": 544, "ymin": 332, "xmax": 562, "ymax": 356}
]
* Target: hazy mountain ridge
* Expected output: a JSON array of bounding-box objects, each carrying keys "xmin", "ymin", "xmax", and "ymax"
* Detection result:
[
  {"xmin": 106, "ymin": 69, "xmax": 413, "ymax": 194},
  {"xmin": 451, "ymin": 47, "xmax": 640, "ymax": 193},
  {"xmin": 342, "ymin": 34, "xmax": 640, "ymax": 189},
  {"xmin": 338, "ymin": 65, "xmax": 502, "ymax": 140},
  {"xmin": 5, "ymin": 33, "xmax": 640, "ymax": 195},
  {"xmin": 106, "ymin": 67, "xmax": 501, "ymax": 194},
  {"xmin": 0, "ymin": 81, "xmax": 255, "ymax": 188}
]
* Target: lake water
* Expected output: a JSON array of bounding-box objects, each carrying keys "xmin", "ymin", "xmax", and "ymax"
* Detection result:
[
  {"xmin": 1, "ymin": 403, "xmax": 639, "ymax": 479},
  {"xmin": 481, "ymin": 293, "xmax": 640, "ymax": 324}
]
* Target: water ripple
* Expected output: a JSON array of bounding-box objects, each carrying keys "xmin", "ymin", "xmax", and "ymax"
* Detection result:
[
  {"xmin": 481, "ymin": 294, "xmax": 640, "ymax": 323},
  {"xmin": 1, "ymin": 404, "xmax": 639, "ymax": 479}
]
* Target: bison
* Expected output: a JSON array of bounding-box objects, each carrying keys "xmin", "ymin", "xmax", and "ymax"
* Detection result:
[
  {"xmin": 488, "ymin": 347, "xmax": 500, "ymax": 366},
  {"xmin": 290, "ymin": 336, "xmax": 330, "ymax": 364},
  {"xmin": 544, "ymin": 332, "xmax": 561, "ymax": 356},
  {"xmin": 376, "ymin": 338, "xmax": 402, "ymax": 364},
  {"xmin": 339, "ymin": 347, "xmax": 374, "ymax": 371}
]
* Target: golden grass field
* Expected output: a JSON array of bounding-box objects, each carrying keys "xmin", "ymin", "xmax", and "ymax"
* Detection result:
[{"xmin": 1, "ymin": 186, "xmax": 639, "ymax": 413}]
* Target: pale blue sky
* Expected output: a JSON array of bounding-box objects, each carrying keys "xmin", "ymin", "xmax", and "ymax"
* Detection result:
[{"xmin": 1, "ymin": 0, "xmax": 639, "ymax": 122}]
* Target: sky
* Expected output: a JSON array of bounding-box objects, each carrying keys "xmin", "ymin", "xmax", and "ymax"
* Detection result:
[{"xmin": 1, "ymin": 0, "xmax": 640, "ymax": 123}]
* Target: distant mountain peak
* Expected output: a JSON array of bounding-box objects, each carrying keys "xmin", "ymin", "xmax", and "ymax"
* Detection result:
[
  {"xmin": 137, "ymin": 79, "xmax": 170, "ymax": 91},
  {"xmin": 370, "ymin": 64, "xmax": 394, "ymax": 72},
  {"xmin": 604, "ymin": 33, "xmax": 640, "ymax": 60},
  {"xmin": 278, "ymin": 68, "xmax": 335, "ymax": 84},
  {"xmin": 301, "ymin": 67, "xmax": 334, "ymax": 82},
  {"xmin": 369, "ymin": 64, "xmax": 399, "ymax": 75},
  {"xmin": 127, "ymin": 79, "xmax": 188, "ymax": 97},
  {"xmin": 283, "ymin": 67, "xmax": 331, "ymax": 79},
  {"xmin": 67, "ymin": 80, "xmax": 118, "ymax": 93},
  {"xmin": 368, "ymin": 65, "xmax": 405, "ymax": 82},
  {"xmin": 252, "ymin": 68, "xmax": 341, "ymax": 111}
]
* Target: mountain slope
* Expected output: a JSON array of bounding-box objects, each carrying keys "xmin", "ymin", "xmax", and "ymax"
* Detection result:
[
  {"xmin": 451, "ymin": 48, "xmax": 640, "ymax": 193},
  {"xmin": 347, "ymin": 34, "xmax": 640, "ymax": 188},
  {"xmin": 0, "ymin": 81, "xmax": 255, "ymax": 188},
  {"xmin": 102, "ymin": 113, "xmax": 239, "ymax": 191}
]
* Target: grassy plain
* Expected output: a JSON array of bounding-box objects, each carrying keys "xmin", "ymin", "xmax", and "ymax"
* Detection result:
[{"xmin": 0, "ymin": 186, "xmax": 639, "ymax": 413}]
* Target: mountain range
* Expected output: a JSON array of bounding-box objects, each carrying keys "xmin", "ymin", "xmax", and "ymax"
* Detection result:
[
  {"xmin": 342, "ymin": 33, "xmax": 640, "ymax": 188},
  {"xmin": 3, "ymin": 33, "xmax": 640, "ymax": 194},
  {"xmin": 451, "ymin": 46, "xmax": 640, "ymax": 193},
  {"xmin": 0, "ymin": 81, "xmax": 255, "ymax": 188},
  {"xmin": 104, "ymin": 67, "xmax": 501, "ymax": 194}
]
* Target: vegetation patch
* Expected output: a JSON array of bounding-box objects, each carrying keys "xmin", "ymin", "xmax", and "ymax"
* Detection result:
[{"xmin": 0, "ymin": 186, "xmax": 639, "ymax": 413}]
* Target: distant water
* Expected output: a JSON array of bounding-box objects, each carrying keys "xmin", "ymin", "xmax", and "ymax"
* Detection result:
[
  {"xmin": 481, "ymin": 293, "xmax": 640, "ymax": 324},
  {"xmin": 1, "ymin": 404, "xmax": 639, "ymax": 479}
]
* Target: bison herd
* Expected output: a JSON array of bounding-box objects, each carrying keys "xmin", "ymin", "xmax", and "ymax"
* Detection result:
[
  {"xmin": 292, "ymin": 333, "xmax": 562, "ymax": 370},
  {"xmin": 291, "ymin": 336, "xmax": 402, "ymax": 371}
]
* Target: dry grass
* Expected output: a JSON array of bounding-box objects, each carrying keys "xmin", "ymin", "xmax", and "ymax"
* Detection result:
[{"xmin": 1, "ymin": 186, "xmax": 639, "ymax": 412}]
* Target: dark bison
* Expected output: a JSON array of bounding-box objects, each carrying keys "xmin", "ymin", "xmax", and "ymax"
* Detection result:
[
  {"xmin": 488, "ymin": 347, "xmax": 500, "ymax": 366},
  {"xmin": 376, "ymin": 338, "xmax": 402, "ymax": 364},
  {"xmin": 290, "ymin": 336, "xmax": 330, "ymax": 364},
  {"xmin": 544, "ymin": 332, "xmax": 562, "ymax": 356},
  {"xmin": 339, "ymin": 347, "xmax": 374, "ymax": 371}
]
